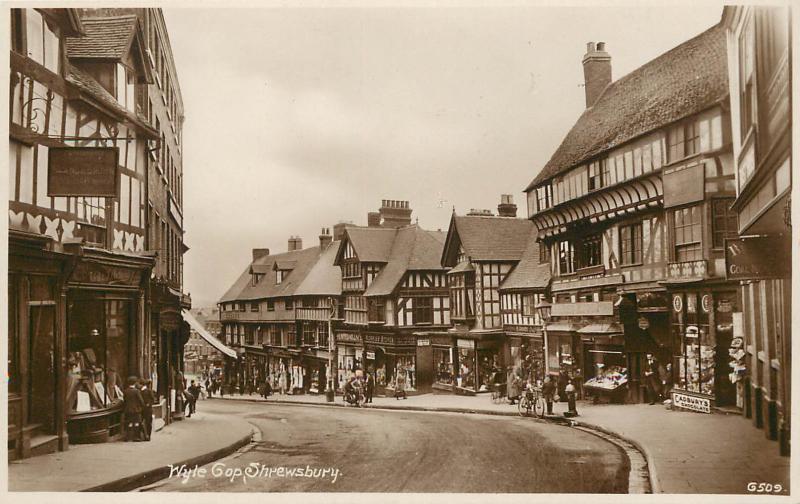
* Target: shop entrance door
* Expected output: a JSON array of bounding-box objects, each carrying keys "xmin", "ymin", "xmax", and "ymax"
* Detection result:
[{"xmin": 28, "ymin": 305, "xmax": 56, "ymax": 434}]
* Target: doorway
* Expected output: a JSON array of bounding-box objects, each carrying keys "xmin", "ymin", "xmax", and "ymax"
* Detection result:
[{"xmin": 28, "ymin": 305, "xmax": 56, "ymax": 433}]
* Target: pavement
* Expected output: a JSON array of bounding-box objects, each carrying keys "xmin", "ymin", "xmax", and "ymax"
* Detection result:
[
  {"xmin": 6, "ymin": 390, "xmax": 789, "ymax": 494},
  {"xmin": 209, "ymin": 390, "xmax": 791, "ymax": 495},
  {"xmin": 8, "ymin": 410, "xmax": 254, "ymax": 492}
]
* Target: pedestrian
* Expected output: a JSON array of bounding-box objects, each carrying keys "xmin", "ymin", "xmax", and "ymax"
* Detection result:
[
  {"xmin": 123, "ymin": 376, "xmax": 145, "ymax": 441},
  {"xmin": 507, "ymin": 367, "xmax": 521, "ymax": 405},
  {"xmin": 185, "ymin": 380, "xmax": 199, "ymax": 417},
  {"xmin": 140, "ymin": 378, "xmax": 155, "ymax": 441},
  {"xmin": 565, "ymin": 379, "xmax": 578, "ymax": 417},
  {"xmin": 279, "ymin": 370, "xmax": 287, "ymax": 395},
  {"xmin": 205, "ymin": 377, "xmax": 212, "ymax": 398},
  {"xmin": 659, "ymin": 360, "xmax": 672, "ymax": 400},
  {"xmin": 394, "ymin": 370, "xmax": 407, "ymax": 400},
  {"xmin": 365, "ymin": 370, "xmax": 375, "ymax": 404},
  {"xmin": 262, "ymin": 378, "xmax": 272, "ymax": 399},
  {"xmin": 644, "ymin": 353, "xmax": 663, "ymax": 405},
  {"xmin": 542, "ymin": 375, "xmax": 557, "ymax": 415}
]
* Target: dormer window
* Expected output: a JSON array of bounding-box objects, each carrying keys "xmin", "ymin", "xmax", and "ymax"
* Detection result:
[
  {"xmin": 276, "ymin": 269, "xmax": 288, "ymax": 284},
  {"xmin": 116, "ymin": 63, "xmax": 136, "ymax": 113},
  {"xmin": 251, "ymin": 273, "xmax": 263, "ymax": 286}
]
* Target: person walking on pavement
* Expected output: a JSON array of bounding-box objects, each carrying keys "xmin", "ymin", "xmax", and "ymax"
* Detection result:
[
  {"xmin": 565, "ymin": 379, "xmax": 578, "ymax": 417},
  {"xmin": 140, "ymin": 379, "xmax": 155, "ymax": 441},
  {"xmin": 365, "ymin": 370, "xmax": 375, "ymax": 404},
  {"xmin": 123, "ymin": 376, "xmax": 145, "ymax": 441},
  {"xmin": 394, "ymin": 369, "xmax": 407, "ymax": 400},
  {"xmin": 507, "ymin": 367, "xmax": 522, "ymax": 405},
  {"xmin": 644, "ymin": 353, "xmax": 663, "ymax": 405},
  {"xmin": 278, "ymin": 370, "xmax": 287, "ymax": 395},
  {"xmin": 542, "ymin": 375, "xmax": 557, "ymax": 415},
  {"xmin": 205, "ymin": 377, "xmax": 212, "ymax": 398},
  {"xmin": 185, "ymin": 380, "xmax": 199, "ymax": 417}
]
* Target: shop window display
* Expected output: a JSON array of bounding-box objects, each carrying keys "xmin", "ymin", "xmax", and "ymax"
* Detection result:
[
  {"xmin": 477, "ymin": 349, "xmax": 501, "ymax": 391},
  {"xmin": 433, "ymin": 347, "xmax": 455, "ymax": 385},
  {"xmin": 392, "ymin": 356, "xmax": 416, "ymax": 391},
  {"xmin": 457, "ymin": 348, "xmax": 475, "ymax": 389},
  {"xmin": 66, "ymin": 297, "xmax": 131, "ymax": 413},
  {"xmin": 673, "ymin": 292, "xmax": 714, "ymax": 396}
]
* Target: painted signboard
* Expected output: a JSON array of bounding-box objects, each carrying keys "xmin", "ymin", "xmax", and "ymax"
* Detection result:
[
  {"xmin": 672, "ymin": 391, "xmax": 711, "ymax": 413},
  {"xmin": 48, "ymin": 147, "xmax": 119, "ymax": 197}
]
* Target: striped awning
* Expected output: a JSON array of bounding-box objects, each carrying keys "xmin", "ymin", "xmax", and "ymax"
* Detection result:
[
  {"xmin": 532, "ymin": 173, "xmax": 663, "ymax": 237},
  {"xmin": 182, "ymin": 309, "xmax": 237, "ymax": 358}
]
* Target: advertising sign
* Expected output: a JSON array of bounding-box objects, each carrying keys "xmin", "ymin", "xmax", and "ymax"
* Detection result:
[
  {"xmin": 672, "ymin": 391, "xmax": 711, "ymax": 413},
  {"xmin": 48, "ymin": 147, "xmax": 119, "ymax": 197},
  {"xmin": 457, "ymin": 339, "xmax": 475, "ymax": 349},
  {"xmin": 725, "ymin": 235, "xmax": 790, "ymax": 281}
]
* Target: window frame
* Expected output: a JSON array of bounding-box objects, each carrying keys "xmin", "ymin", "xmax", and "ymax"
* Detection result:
[
  {"xmin": 579, "ymin": 233, "xmax": 602, "ymax": 269},
  {"xmin": 619, "ymin": 222, "xmax": 644, "ymax": 266},
  {"xmin": 412, "ymin": 296, "xmax": 433, "ymax": 325},
  {"xmin": 672, "ymin": 204, "xmax": 703, "ymax": 262},
  {"xmin": 711, "ymin": 198, "xmax": 738, "ymax": 249}
]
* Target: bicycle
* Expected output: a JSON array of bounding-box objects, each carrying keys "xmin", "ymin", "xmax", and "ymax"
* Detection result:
[{"xmin": 518, "ymin": 384, "xmax": 544, "ymax": 418}]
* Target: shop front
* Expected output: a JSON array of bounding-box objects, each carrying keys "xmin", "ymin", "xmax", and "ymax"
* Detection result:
[
  {"xmin": 417, "ymin": 334, "xmax": 457, "ymax": 392},
  {"xmin": 544, "ymin": 323, "xmax": 581, "ymax": 398},
  {"xmin": 364, "ymin": 332, "xmax": 417, "ymax": 393},
  {"xmin": 452, "ymin": 333, "xmax": 505, "ymax": 394},
  {"xmin": 64, "ymin": 249, "xmax": 153, "ymax": 444},
  {"xmin": 505, "ymin": 332, "xmax": 545, "ymax": 385},
  {"xmin": 8, "ymin": 231, "xmax": 70, "ymax": 459},
  {"xmin": 334, "ymin": 331, "xmax": 363, "ymax": 390},
  {"xmin": 300, "ymin": 349, "xmax": 334, "ymax": 394},
  {"xmin": 668, "ymin": 287, "xmax": 741, "ymax": 413},
  {"xmin": 579, "ymin": 326, "xmax": 626, "ymax": 404}
]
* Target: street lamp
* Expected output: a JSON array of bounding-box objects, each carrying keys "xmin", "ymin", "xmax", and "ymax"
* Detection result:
[{"xmin": 535, "ymin": 299, "xmax": 552, "ymax": 377}]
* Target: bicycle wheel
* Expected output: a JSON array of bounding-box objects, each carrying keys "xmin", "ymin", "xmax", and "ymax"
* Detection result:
[
  {"xmin": 518, "ymin": 397, "xmax": 531, "ymax": 417},
  {"xmin": 533, "ymin": 397, "xmax": 545, "ymax": 418}
]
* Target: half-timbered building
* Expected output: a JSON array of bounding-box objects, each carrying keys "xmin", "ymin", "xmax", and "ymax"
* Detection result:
[
  {"xmin": 723, "ymin": 5, "xmax": 791, "ymax": 455},
  {"xmin": 333, "ymin": 201, "xmax": 449, "ymax": 394},
  {"xmin": 497, "ymin": 232, "xmax": 552, "ymax": 384},
  {"xmin": 437, "ymin": 203, "xmax": 536, "ymax": 393},
  {"xmin": 8, "ymin": 8, "xmax": 168, "ymax": 458},
  {"xmin": 218, "ymin": 230, "xmax": 341, "ymax": 395},
  {"xmin": 525, "ymin": 25, "xmax": 742, "ymax": 408}
]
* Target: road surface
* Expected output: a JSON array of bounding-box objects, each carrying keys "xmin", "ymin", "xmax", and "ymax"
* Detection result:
[{"xmin": 147, "ymin": 400, "xmax": 628, "ymax": 493}]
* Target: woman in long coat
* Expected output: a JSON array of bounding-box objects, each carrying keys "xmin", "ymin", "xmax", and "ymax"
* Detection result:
[{"xmin": 506, "ymin": 367, "xmax": 522, "ymax": 405}]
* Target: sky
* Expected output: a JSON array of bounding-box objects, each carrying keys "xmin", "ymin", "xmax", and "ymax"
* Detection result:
[{"xmin": 163, "ymin": 3, "xmax": 724, "ymax": 308}]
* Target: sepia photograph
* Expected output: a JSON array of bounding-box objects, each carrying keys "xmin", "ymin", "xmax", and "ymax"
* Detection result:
[{"xmin": 3, "ymin": 0, "xmax": 795, "ymax": 500}]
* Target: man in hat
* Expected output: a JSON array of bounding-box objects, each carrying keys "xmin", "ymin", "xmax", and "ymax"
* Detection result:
[
  {"xmin": 644, "ymin": 353, "xmax": 663, "ymax": 405},
  {"xmin": 140, "ymin": 379, "xmax": 155, "ymax": 441}
]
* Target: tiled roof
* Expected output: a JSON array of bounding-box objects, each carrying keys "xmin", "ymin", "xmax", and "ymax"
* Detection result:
[
  {"xmin": 344, "ymin": 227, "xmax": 397, "ymax": 262},
  {"xmin": 65, "ymin": 64, "xmax": 129, "ymax": 118},
  {"xmin": 219, "ymin": 246, "xmax": 323, "ymax": 302},
  {"xmin": 499, "ymin": 233, "xmax": 551, "ymax": 291},
  {"xmin": 526, "ymin": 23, "xmax": 728, "ymax": 190},
  {"xmin": 364, "ymin": 226, "xmax": 447, "ymax": 297},
  {"xmin": 274, "ymin": 260, "xmax": 297, "ymax": 271},
  {"xmin": 249, "ymin": 264, "xmax": 271, "ymax": 274},
  {"xmin": 65, "ymin": 15, "xmax": 138, "ymax": 60},
  {"xmin": 445, "ymin": 215, "xmax": 535, "ymax": 263},
  {"xmin": 294, "ymin": 241, "xmax": 343, "ymax": 296}
]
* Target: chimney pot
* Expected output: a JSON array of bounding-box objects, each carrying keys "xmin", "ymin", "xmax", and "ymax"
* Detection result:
[{"xmin": 582, "ymin": 41, "xmax": 612, "ymax": 108}]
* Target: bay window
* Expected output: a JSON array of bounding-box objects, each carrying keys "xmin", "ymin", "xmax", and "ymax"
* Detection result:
[{"xmin": 711, "ymin": 199, "xmax": 738, "ymax": 248}]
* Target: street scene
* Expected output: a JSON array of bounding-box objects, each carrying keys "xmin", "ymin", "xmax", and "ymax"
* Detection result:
[{"xmin": 5, "ymin": 1, "xmax": 794, "ymax": 501}]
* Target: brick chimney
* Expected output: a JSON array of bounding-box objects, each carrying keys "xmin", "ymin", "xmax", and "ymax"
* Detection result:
[
  {"xmin": 252, "ymin": 248, "xmax": 270, "ymax": 261},
  {"xmin": 288, "ymin": 236, "xmax": 303, "ymax": 251},
  {"xmin": 367, "ymin": 212, "xmax": 381, "ymax": 227},
  {"xmin": 379, "ymin": 199, "xmax": 412, "ymax": 228},
  {"xmin": 497, "ymin": 194, "xmax": 517, "ymax": 218},
  {"xmin": 319, "ymin": 227, "xmax": 333, "ymax": 249},
  {"xmin": 582, "ymin": 41, "xmax": 611, "ymax": 108},
  {"xmin": 333, "ymin": 222, "xmax": 351, "ymax": 241}
]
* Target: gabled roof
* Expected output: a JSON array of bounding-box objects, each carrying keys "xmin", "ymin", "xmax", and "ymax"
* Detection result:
[
  {"xmin": 339, "ymin": 227, "xmax": 397, "ymax": 263},
  {"xmin": 499, "ymin": 233, "xmax": 551, "ymax": 291},
  {"xmin": 66, "ymin": 15, "xmax": 138, "ymax": 60},
  {"xmin": 442, "ymin": 215, "xmax": 535, "ymax": 265},
  {"xmin": 526, "ymin": 23, "xmax": 728, "ymax": 190},
  {"xmin": 364, "ymin": 226, "xmax": 446, "ymax": 297},
  {"xmin": 273, "ymin": 260, "xmax": 297, "ymax": 271},
  {"xmin": 219, "ymin": 246, "xmax": 323, "ymax": 303},
  {"xmin": 250, "ymin": 264, "xmax": 271, "ymax": 274},
  {"xmin": 294, "ymin": 241, "xmax": 342, "ymax": 297}
]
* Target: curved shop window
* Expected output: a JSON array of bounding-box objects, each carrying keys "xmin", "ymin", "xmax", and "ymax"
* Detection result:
[
  {"xmin": 66, "ymin": 295, "xmax": 133, "ymax": 413},
  {"xmin": 672, "ymin": 292, "xmax": 713, "ymax": 396}
]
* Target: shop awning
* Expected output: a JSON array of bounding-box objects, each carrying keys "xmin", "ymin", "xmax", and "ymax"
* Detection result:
[
  {"xmin": 545, "ymin": 323, "xmax": 579, "ymax": 332},
  {"xmin": 181, "ymin": 309, "xmax": 237, "ymax": 358},
  {"xmin": 577, "ymin": 323, "xmax": 624, "ymax": 335}
]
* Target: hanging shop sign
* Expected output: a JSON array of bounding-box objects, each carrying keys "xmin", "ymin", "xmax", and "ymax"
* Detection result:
[
  {"xmin": 48, "ymin": 147, "xmax": 119, "ymax": 197},
  {"xmin": 672, "ymin": 391, "xmax": 711, "ymax": 413},
  {"xmin": 725, "ymin": 235, "xmax": 790, "ymax": 281},
  {"xmin": 457, "ymin": 339, "xmax": 475, "ymax": 350}
]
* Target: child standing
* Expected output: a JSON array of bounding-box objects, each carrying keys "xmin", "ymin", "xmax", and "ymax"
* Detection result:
[{"xmin": 123, "ymin": 376, "xmax": 145, "ymax": 441}]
